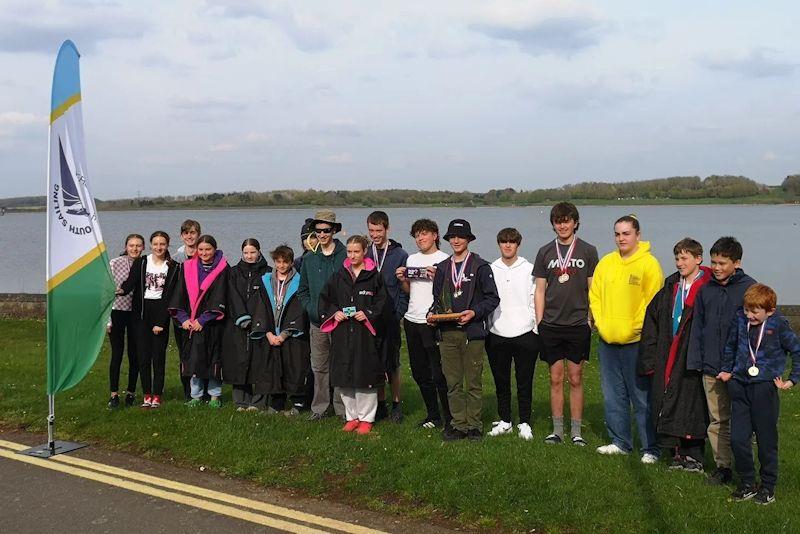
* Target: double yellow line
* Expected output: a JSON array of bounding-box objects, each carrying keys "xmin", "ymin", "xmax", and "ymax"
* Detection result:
[{"xmin": 0, "ymin": 439, "xmax": 386, "ymax": 534}]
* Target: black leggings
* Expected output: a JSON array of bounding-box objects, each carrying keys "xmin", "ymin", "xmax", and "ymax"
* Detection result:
[
  {"xmin": 486, "ymin": 332, "xmax": 539, "ymax": 425},
  {"xmin": 404, "ymin": 319, "xmax": 450, "ymax": 423},
  {"xmin": 139, "ymin": 300, "xmax": 169, "ymax": 396},
  {"xmin": 109, "ymin": 309, "xmax": 138, "ymax": 393}
]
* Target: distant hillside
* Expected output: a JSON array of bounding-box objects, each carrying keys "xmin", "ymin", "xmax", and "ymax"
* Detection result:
[{"xmin": 3, "ymin": 174, "xmax": 799, "ymax": 211}]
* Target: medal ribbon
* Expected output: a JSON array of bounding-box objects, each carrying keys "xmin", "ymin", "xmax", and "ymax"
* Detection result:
[
  {"xmin": 679, "ymin": 270, "xmax": 703, "ymax": 310},
  {"xmin": 372, "ymin": 242, "xmax": 388, "ymax": 272},
  {"xmin": 555, "ymin": 238, "xmax": 578, "ymax": 274},
  {"xmin": 275, "ymin": 277, "xmax": 288, "ymax": 310},
  {"xmin": 747, "ymin": 321, "xmax": 766, "ymax": 369},
  {"xmin": 450, "ymin": 252, "xmax": 471, "ymax": 293}
]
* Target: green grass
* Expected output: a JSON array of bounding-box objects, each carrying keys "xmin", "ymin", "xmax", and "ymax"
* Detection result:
[{"xmin": 1, "ymin": 319, "xmax": 797, "ymax": 532}]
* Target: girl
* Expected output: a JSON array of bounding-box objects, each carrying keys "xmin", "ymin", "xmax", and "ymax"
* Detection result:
[
  {"xmin": 119, "ymin": 231, "xmax": 178, "ymax": 409},
  {"xmin": 221, "ymin": 238, "xmax": 271, "ymax": 411},
  {"xmin": 169, "ymin": 235, "xmax": 229, "ymax": 408},
  {"xmin": 107, "ymin": 233, "xmax": 144, "ymax": 408},
  {"xmin": 319, "ymin": 235, "xmax": 387, "ymax": 434},
  {"xmin": 251, "ymin": 244, "xmax": 310, "ymax": 416}
]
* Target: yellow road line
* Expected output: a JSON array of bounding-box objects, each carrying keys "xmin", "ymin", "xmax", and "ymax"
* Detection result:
[
  {"xmin": 0, "ymin": 448, "xmax": 325, "ymax": 534},
  {"xmin": 0, "ymin": 440, "xmax": 385, "ymax": 534}
]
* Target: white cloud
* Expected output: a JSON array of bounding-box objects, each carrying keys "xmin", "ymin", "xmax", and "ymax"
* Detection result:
[{"xmin": 697, "ymin": 48, "xmax": 797, "ymax": 78}]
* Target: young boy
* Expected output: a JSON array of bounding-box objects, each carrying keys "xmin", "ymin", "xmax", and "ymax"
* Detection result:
[
  {"xmin": 717, "ymin": 284, "xmax": 800, "ymax": 504},
  {"xmin": 365, "ymin": 211, "xmax": 409, "ymax": 422},
  {"xmin": 486, "ymin": 228, "xmax": 539, "ymax": 440},
  {"xmin": 639, "ymin": 238, "xmax": 712, "ymax": 472},
  {"xmin": 427, "ymin": 219, "xmax": 499, "ymax": 441},
  {"xmin": 533, "ymin": 202, "xmax": 598, "ymax": 446},
  {"xmin": 396, "ymin": 219, "xmax": 451, "ymax": 429},
  {"xmin": 298, "ymin": 209, "xmax": 347, "ymax": 420},
  {"xmin": 171, "ymin": 219, "xmax": 201, "ymax": 400},
  {"xmin": 687, "ymin": 237, "xmax": 756, "ymax": 484}
]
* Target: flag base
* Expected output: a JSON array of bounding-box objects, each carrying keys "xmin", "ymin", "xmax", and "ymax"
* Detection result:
[{"xmin": 19, "ymin": 440, "xmax": 87, "ymax": 458}]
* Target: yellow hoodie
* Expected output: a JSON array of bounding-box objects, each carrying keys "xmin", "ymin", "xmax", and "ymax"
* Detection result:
[{"xmin": 589, "ymin": 241, "xmax": 663, "ymax": 344}]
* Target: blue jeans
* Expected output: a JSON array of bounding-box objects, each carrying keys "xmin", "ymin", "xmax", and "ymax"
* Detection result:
[
  {"xmin": 598, "ymin": 340, "xmax": 658, "ymax": 455},
  {"xmin": 191, "ymin": 376, "xmax": 221, "ymax": 399}
]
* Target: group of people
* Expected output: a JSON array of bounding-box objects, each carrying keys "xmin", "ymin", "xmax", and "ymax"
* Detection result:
[{"xmin": 105, "ymin": 204, "xmax": 799, "ymax": 504}]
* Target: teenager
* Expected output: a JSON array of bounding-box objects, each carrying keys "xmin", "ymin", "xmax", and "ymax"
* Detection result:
[
  {"xmin": 297, "ymin": 209, "xmax": 347, "ymax": 420},
  {"xmin": 396, "ymin": 219, "xmax": 451, "ymax": 429},
  {"xmin": 687, "ymin": 237, "xmax": 756, "ymax": 485},
  {"xmin": 119, "ymin": 231, "xmax": 179, "ymax": 409},
  {"xmin": 294, "ymin": 218, "xmax": 317, "ymax": 411},
  {"xmin": 365, "ymin": 211, "xmax": 409, "ymax": 422},
  {"xmin": 253, "ymin": 245, "xmax": 310, "ymax": 416},
  {"xmin": 107, "ymin": 233, "xmax": 144, "ymax": 408},
  {"xmin": 172, "ymin": 219, "xmax": 202, "ymax": 400},
  {"xmin": 639, "ymin": 238, "xmax": 712, "ymax": 472},
  {"xmin": 428, "ymin": 219, "xmax": 500, "ymax": 441},
  {"xmin": 533, "ymin": 202, "xmax": 598, "ymax": 446},
  {"xmin": 589, "ymin": 215, "xmax": 663, "ymax": 462},
  {"xmin": 169, "ymin": 235, "xmax": 229, "ymax": 408},
  {"xmin": 486, "ymin": 228, "xmax": 540, "ymax": 440},
  {"xmin": 221, "ymin": 238, "xmax": 271, "ymax": 411},
  {"xmin": 319, "ymin": 235, "xmax": 387, "ymax": 435}
]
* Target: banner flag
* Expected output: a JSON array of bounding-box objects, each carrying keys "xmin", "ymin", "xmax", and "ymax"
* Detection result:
[{"xmin": 46, "ymin": 40, "xmax": 115, "ymax": 395}]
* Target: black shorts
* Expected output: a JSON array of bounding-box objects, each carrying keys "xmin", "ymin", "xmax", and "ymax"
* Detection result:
[{"xmin": 538, "ymin": 323, "xmax": 591, "ymax": 365}]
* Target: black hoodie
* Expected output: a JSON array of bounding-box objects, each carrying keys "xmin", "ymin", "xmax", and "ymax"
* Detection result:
[{"xmin": 687, "ymin": 268, "xmax": 756, "ymax": 376}]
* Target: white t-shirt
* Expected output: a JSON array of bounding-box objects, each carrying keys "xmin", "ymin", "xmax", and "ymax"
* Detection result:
[
  {"xmin": 404, "ymin": 249, "xmax": 449, "ymax": 324},
  {"xmin": 144, "ymin": 255, "xmax": 169, "ymax": 300}
]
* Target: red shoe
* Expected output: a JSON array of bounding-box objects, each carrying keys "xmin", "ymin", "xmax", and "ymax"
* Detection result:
[
  {"xmin": 342, "ymin": 419, "xmax": 361, "ymax": 432},
  {"xmin": 150, "ymin": 395, "xmax": 161, "ymax": 408},
  {"xmin": 356, "ymin": 422, "xmax": 373, "ymax": 435},
  {"xmin": 141, "ymin": 395, "xmax": 152, "ymax": 408}
]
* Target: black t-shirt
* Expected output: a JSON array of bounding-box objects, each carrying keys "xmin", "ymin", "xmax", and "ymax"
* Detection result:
[{"xmin": 533, "ymin": 238, "xmax": 598, "ymax": 327}]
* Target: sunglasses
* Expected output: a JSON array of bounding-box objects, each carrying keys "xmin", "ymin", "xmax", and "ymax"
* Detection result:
[{"xmin": 314, "ymin": 227, "xmax": 334, "ymax": 234}]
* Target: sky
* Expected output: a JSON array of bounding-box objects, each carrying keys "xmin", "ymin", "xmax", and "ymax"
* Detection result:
[{"xmin": 1, "ymin": 0, "xmax": 799, "ymax": 199}]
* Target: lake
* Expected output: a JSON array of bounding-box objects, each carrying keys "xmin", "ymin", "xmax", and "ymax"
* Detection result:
[{"xmin": 1, "ymin": 205, "xmax": 798, "ymax": 301}]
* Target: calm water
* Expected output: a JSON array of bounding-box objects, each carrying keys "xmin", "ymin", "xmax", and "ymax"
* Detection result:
[{"xmin": 2, "ymin": 205, "xmax": 798, "ymax": 300}]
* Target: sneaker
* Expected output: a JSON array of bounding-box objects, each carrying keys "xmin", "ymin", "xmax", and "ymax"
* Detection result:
[
  {"xmin": 731, "ymin": 483, "xmax": 758, "ymax": 501},
  {"xmin": 442, "ymin": 426, "xmax": 467, "ymax": 442},
  {"xmin": 236, "ymin": 406, "xmax": 246, "ymax": 412},
  {"xmin": 466, "ymin": 428, "xmax": 483, "ymax": 441},
  {"xmin": 284, "ymin": 407, "xmax": 300, "ymax": 417},
  {"xmin": 107, "ymin": 395, "xmax": 120, "ymax": 409},
  {"xmin": 141, "ymin": 395, "xmax": 153, "ymax": 409},
  {"xmin": 185, "ymin": 398, "xmax": 201, "ymax": 408},
  {"xmin": 486, "ymin": 420, "xmax": 512, "ymax": 437},
  {"xmin": 150, "ymin": 395, "xmax": 161, "ymax": 409},
  {"xmin": 355, "ymin": 421, "xmax": 373, "ymax": 435},
  {"xmin": 597, "ymin": 443, "xmax": 629, "ymax": 455},
  {"xmin": 375, "ymin": 402, "xmax": 389, "ymax": 422},
  {"xmin": 754, "ymin": 487, "xmax": 775, "ymax": 505},
  {"xmin": 707, "ymin": 467, "xmax": 732, "ymax": 486},
  {"xmin": 571, "ymin": 436, "xmax": 587, "ymax": 447},
  {"xmin": 307, "ymin": 411, "xmax": 326, "ymax": 421},
  {"xmin": 517, "ymin": 423, "xmax": 533, "ymax": 441},
  {"xmin": 641, "ymin": 453, "xmax": 659, "ymax": 464},
  {"xmin": 342, "ymin": 419, "xmax": 361, "ymax": 432},
  {"xmin": 682, "ymin": 456, "xmax": 704, "ymax": 473},
  {"xmin": 208, "ymin": 399, "xmax": 222, "ymax": 409},
  {"xmin": 389, "ymin": 403, "xmax": 404, "ymax": 423},
  {"xmin": 419, "ymin": 418, "xmax": 441, "ymax": 429},
  {"xmin": 668, "ymin": 457, "xmax": 686, "ymax": 470},
  {"xmin": 124, "ymin": 392, "xmax": 136, "ymax": 407},
  {"xmin": 544, "ymin": 433, "xmax": 563, "ymax": 445}
]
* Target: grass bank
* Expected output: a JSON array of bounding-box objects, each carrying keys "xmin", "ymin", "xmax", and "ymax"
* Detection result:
[{"xmin": 1, "ymin": 319, "xmax": 797, "ymax": 532}]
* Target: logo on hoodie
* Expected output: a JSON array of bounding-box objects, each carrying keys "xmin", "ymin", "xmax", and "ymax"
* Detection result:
[{"xmin": 628, "ymin": 274, "xmax": 641, "ymax": 286}]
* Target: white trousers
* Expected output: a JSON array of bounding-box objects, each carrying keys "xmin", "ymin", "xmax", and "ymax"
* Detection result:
[{"xmin": 339, "ymin": 388, "xmax": 378, "ymax": 423}]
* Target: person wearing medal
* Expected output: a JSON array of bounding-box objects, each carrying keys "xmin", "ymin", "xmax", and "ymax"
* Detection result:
[
  {"xmin": 589, "ymin": 215, "xmax": 663, "ymax": 463},
  {"xmin": 221, "ymin": 238, "xmax": 272, "ymax": 412},
  {"xmin": 716, "ymin": 283, "xmax": 800, "ymax": 505},
  {"xmin": 249, "ymin": 245, "xmax": 310, "ymax": 417},
  {"xmin": 366, "ymin": 211, "xmax": 409, "ymax": 423},
  {"xmin": 533, "ymin": 202, "xmax": 598, "ymax": 446},
  {"xmin": 686, "ymin": 236, "xmax": 756, "ymax": 486},
  {"xmin": 427, "ymin": 219, "xmax": 499, "ymax": 441},
  {"xmin": 638, "ymin": 238, "xmax": 712, "ymax": 472}
]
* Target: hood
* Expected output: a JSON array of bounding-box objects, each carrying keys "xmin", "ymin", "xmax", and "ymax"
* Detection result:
[
  {"xmin": 709, "ymin": 267, "xmax": 754, "ymax": 288},
  {"xmin": 344, "ymin": 256, "xmax": 376, "ymax": 271},
  {"xmin": 316, "ymin": 239, "xmax": 346, "ymax": 257},
  {"xmin": 237, "ymin": 254, "xmax": 268, "ymax": 273},
  {"xmin": 387, "ymin": 238, "xmax": 403, "ymax": 250},
  {"xmin": 491, "ymin": 256, "xmax": 529, "ymax": 270},
  {"xmin": 666, "ymin": 265, "xmax": 713, "ymax": 285},
  {"xmin": 618, "ymin": 240, "xmax": 653, "ymax": 264}
]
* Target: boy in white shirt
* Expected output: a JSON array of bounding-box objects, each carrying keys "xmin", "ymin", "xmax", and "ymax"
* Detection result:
[
  {"xmin": 486, "ymin": 228, "xmax": 540, "ymax": 440},
  {"xmin": 396, "ymin": 219, "xmax": 451, "ymax": 429}
]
